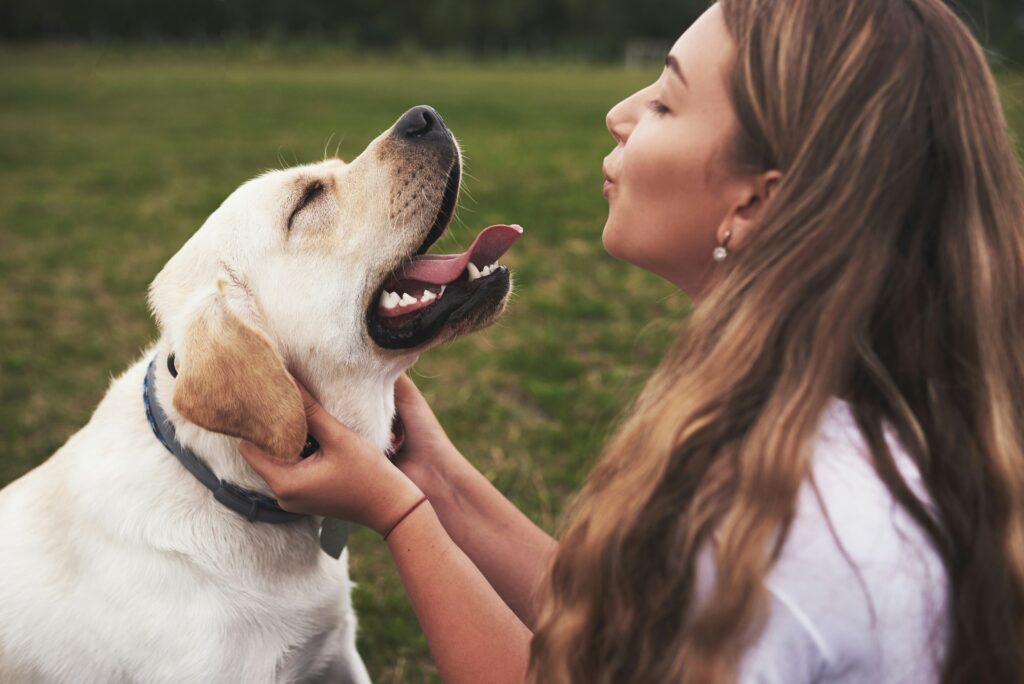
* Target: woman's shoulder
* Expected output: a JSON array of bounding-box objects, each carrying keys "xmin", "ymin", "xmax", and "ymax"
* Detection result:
[
  {"xmin": 740, "ymin": 398, "xmax": 949, "ymax": 683},
  {"xmin": 799, "ymin": 397, "xmax": 940, "ymax": 559}
]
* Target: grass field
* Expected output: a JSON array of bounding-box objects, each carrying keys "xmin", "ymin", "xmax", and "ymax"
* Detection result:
[{"xmin": 1, "ymin": 45, "xmax": 1022, "ymax": 682}]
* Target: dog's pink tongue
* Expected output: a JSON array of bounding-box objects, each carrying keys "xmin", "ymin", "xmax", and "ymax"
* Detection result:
[{"xmin": 397, "ymin": 224, "xmax": 524, "ymax": 284}]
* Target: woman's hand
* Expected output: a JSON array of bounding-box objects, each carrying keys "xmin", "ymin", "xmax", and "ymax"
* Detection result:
[
  {"xmin": 391, "ymin": 374, "xmax": 465, "ymax": 496},
  {"xmin": 238, "ymin": 382, "xmax": 423, "ymax": 536}
]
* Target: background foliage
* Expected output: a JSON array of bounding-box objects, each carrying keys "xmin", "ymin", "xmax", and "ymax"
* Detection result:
[{"xmin": 2, "ymin": 0, "xmax": 1023, "ymax": 62}]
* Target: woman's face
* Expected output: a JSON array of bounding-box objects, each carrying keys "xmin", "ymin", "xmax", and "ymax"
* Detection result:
[{"xmin": 602, "ymin": 4, "xmax": 745, "ymax": 297}]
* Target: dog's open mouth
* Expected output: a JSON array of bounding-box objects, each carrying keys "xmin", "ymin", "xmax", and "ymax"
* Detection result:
[
  {"xmin": 367, "ymin": 164, "xmax": 523, "ymax": 350},
  {"xmin": 376, "ymin": 223, "xmax": 523, "ymax": 318}
]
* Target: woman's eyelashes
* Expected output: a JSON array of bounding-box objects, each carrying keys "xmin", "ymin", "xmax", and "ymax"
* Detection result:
[{"xmin": 646, "ymin": 99, "xmax": 671, "ymax": 116}]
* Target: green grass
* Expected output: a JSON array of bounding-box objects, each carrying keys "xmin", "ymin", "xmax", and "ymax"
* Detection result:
[{"xmin": 1, "ymin": 45, "xmax": 1022, "ymax": 682}]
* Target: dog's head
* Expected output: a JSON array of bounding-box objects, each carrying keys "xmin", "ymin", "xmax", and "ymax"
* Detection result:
[{"xmin": 149, "ymin": 106, "xmax": 520, "ymax": 461}]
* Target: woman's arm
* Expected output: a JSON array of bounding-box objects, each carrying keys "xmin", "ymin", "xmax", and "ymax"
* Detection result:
[
  {"xmin": 238, "ymin": 384, "xmax": 531, "ymax": 683},
  {"xmin": 392, "ymin": 374, "xmax": 558, "ymax": 627},
  {"xmin": 386, "ymin": 500, "xmax": 532, "ymax": 684}
]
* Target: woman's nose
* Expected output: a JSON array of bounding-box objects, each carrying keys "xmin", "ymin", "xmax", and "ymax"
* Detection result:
[{"xmin": 606, "ymin": 97, "xmax": 635, "ymax": 145}]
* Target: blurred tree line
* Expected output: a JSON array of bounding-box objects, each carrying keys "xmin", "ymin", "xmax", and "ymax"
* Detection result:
[{"xmin": 1, "ymin": 0, "xmax": 1021, "ymax": 63}]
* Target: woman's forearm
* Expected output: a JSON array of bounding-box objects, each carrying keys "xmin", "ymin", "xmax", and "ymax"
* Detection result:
[
  {"xmin": 414, "ymin": 450, "xmax": 558, "ymax": 628},
  {"xmin": 387, "ymin": 501, "xmax": 532, "ymax": 684}
]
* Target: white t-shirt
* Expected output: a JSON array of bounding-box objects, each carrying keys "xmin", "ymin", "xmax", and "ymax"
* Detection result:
[{"xmin": 731, "ymin": 398, "xmax": 950, "ymax": 682}]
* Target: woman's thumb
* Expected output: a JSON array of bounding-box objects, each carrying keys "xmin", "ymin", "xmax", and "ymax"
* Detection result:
[
  {"xmin": 238, "ymin": 438, "xmax": 292, "ymax": 488},
  {"xmin": 293, "ymin": 379, "xmax": 343, "ymax": 444},
  {"xmin": 394, "ymin": 373, "xmax": 425, "ymax": 412}
]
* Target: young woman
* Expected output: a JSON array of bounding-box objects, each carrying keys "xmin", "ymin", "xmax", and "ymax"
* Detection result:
[{"xmin": 239, "ymin": 0, "xmax": 1024, "ymax": 681}]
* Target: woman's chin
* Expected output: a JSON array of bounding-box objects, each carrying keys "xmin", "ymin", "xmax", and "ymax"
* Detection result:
[
  {"xmin": 601, "ymin": 221, "xmax": 626, "ymax": 260},
  {"xmin": 602, "ymin": 224, "xmax": 651, "ymax": 272}
]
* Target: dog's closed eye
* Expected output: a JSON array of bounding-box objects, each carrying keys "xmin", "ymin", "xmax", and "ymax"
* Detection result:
[{"xmin": 288, "ymin": 181, "xmax": 325, "ymax": 230}]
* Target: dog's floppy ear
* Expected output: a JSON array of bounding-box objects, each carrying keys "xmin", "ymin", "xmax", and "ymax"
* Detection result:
[{"xmin": 171, "ymin": 279, "xmax": 306, "ymax": 462}]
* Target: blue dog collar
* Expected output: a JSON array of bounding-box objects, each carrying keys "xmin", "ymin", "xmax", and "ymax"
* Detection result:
[{"xmin": 142, "ymin": 355, "xmax": 307, "ymax": 524}]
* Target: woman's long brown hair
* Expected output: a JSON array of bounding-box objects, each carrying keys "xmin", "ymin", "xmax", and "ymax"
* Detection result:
[{"xmin": 529, "ymin": 0, "xmax": 1024, "ymax": 682}]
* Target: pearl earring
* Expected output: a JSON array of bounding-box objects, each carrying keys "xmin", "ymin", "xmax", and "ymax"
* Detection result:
[{"xmin": 713, "ymin": 231, "xmax": 733, "ymax": 262}]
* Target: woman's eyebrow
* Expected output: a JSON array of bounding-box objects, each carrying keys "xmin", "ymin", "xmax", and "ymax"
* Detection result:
[{"xmin": 665, "ymin": 55, "xmax": 689, "ymax": 88}]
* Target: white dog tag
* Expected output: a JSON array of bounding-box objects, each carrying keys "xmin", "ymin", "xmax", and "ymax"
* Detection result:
[{"xmin": 320, "ymin": 518, "xmax": 351, "ymax": 559}]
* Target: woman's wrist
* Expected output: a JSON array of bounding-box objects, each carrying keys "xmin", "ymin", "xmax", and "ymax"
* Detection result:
[
  {"xmin": 381, "ymin": 493, "xmax": 430, "ymax": 540},
  {"xmin": 383, "ymin": 497, "xmax": 440, "ymax": 549},
  {"xmin": 370, "ymin": 476, "xmax": 424, "ymax": 536},
  {"xmin": 397, "ymin": 438, "xmax": 466, "ymax": 504}
]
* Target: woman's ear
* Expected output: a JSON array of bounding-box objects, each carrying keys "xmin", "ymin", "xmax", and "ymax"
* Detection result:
[
  {"xmin": 716, "ymin": 170, "xmax": 784, "ymax": 252},
  {"xmin": 171, "ymin": 278, "xmax": 306, "ymax": 462}
]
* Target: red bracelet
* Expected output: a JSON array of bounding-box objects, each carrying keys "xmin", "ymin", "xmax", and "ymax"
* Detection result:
[{"xmin": 382, "ymin": 494, "xmax": 429, "ymax": 541}]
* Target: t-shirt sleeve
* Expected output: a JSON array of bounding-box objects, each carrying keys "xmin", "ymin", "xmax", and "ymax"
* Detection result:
[{"xmin": 736, "ymin": 584, "xmax": 830, "ymax": 684}]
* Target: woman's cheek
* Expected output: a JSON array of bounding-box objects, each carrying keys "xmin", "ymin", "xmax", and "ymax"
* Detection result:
[{"xmin": 602, "ymin": 124, "xmax": 697, "ymax": 267}]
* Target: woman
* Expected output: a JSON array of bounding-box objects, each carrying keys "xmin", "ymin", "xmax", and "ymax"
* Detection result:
[{"xmin": 239, "ymin": 0, "xmax": 1024, "ymax": 681}]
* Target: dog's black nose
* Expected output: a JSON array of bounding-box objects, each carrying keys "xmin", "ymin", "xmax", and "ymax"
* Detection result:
[{"xmin": 393, "ymin": 105, "xmax": 449, "ymax": 144}]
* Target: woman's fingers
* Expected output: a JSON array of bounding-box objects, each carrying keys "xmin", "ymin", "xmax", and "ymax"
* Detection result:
[
  {"xmin": 238, "ymin": 376, "xmax": 423, "ymax": 522},
  {"xmin": 394, "ymin": 373, "xmax": 441, "ymax": 430},
  {"xmin": 236, "ymin": 381, "xmax": 335, "ymax": 505},
  {"xmin": 238, "ymin": 439, "xmax": 303, "ymax": 503},
  {"xmin": 294, "ymin": 380, "xmax": 346, "ymax": 446}
]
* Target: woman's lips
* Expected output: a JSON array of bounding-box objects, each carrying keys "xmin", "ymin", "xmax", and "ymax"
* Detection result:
[
  {"xmin": 602, "ymin": 174, "xmax": 617, "ymax": 197},
  {"xmin": 602, "ymin": 159, "xmax": 618, "ymax": 197}
]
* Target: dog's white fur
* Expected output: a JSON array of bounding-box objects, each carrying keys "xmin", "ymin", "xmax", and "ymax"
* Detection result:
[{"xmin": 0, "ymin": 114, "xmax": 500, "ymax": 683}]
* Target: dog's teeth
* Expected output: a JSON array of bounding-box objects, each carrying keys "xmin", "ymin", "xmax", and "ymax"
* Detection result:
[
  {"xmin": 439, "ymin": 285, "xmax": 446, "ymax": 296},
  {"xmin": 467, "ymin": 263, "xmax": 482, "ymax": 281},
  {"xmin": 380, "ymin": 291, "xmax": 399, "ymax": 310},
  {"xmin": 388, "ymin": 292, "xmax": 401, "ymax": 308},
  {"xmin": 399, "ymin": 293, "xmax": 417, "ymax": 306},
  {"xmin": 421, "ymin": 290, "xmax": 437, "ymax": 303},
  {"xmin": 481, "ymin": 265, "xmax": 491, "ymax": 277},
  {"xmin": 490, "ymin": 262, "xmax": 498, "ymax": 271}
]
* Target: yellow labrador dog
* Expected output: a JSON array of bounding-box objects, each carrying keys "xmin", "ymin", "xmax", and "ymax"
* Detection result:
[{"xmin": 0, "ymin": 106, "xmax": 521, "ymax": 683}]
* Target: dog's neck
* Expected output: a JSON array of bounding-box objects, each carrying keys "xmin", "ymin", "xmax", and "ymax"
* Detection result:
[
  {"xmin": 297, "ymin": 363, "xmax": 404, "ymax": 452},
  {"xmin": 152, "ymin": 343, "xmax": 407, "ymax": 497}
]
